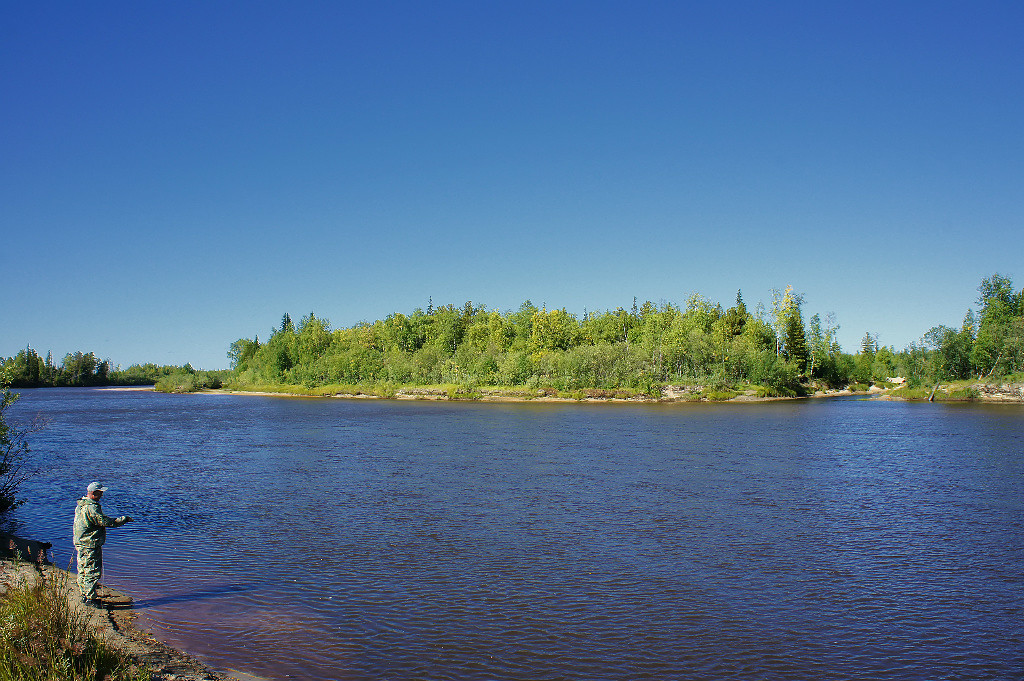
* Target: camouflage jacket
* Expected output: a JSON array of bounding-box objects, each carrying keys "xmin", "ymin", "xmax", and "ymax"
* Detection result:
[{"xmin": 73, "ymin": 497, "xmax": 126, "ymax": 547}]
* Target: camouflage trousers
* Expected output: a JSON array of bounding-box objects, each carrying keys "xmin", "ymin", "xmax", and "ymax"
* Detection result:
[{"xmin": 75, "ymin": 545, "xmax": 103, "ymax": 599}]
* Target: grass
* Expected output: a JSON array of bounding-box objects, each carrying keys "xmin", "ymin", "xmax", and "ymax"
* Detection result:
[
  {"xmin": 889, "ymin": 379, "xmax": 982, "ymax": 401},
  {"xmin": 219, "ymin": 382, "xmax": 657, "ymax": 402},
  {"xmin": 888, "ymin": 387, "xmax": 935, "ymax": 400},
  {"xmin": 0, "ymin": 563, "xmax": 149, "ymax": 680},
  {"xmin": 751, "ymin": 384, "xmax": 797, "ymax": 398}
]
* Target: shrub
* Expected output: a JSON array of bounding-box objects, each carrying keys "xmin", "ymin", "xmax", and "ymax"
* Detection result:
[
  {"xmin": 1, "ymin": 379, "xmax": 34, "ymax": 513},
  {"xmin": 444, "ymin": 385, "xmax": 481, "ymax": 401},
  {"xmin": 154, "ymin": 373, "xmax": 196, "ymax": 393},
  {"xmin": 756, "ymin": 385, "xmax": 796, "ymax": 398}
]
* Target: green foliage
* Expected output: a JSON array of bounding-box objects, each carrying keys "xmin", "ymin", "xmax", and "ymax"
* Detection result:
[
  {"xmin": 228, "ymin": 337, "xmax": 260, "ymax": 372},
  {"xmin": 443, "ymin": 384, "xmax": 482, "ymax": 401},
  {"xmin": 946, "ymin": 386, "xmax": 981, "ymax": 401},
  {"xmin": 10, "ymin": 276, "xmax": 1021, "ymax": 401},
  {"xmin": 0, "ymin": 378, "xmax": 32, "ymax": 514},
  {"xmin": 0, "ymin": 348, "xmax": 207, "ymax": 389},
  {"xmin": 227, "ymin": 295, "xmax": 821, "ymax": 396},
  {"xmin": 0, "ymin": 567, "xmax": 150, "ymax": 680},
  {"xmin": 755, "ymin": 384, "xmax": 797, "ymax": 398},
  {"xmin": 972, "ymin": 273, "xmax": 1024, "ymax": 376},
  {"xmin": 913, "ymin": 275, "xmax": 1024, "ymax": 382},
  {"xmin": 153, "ymin": 369, "xmax": 230, "ymax": 393},
  {"xmin": 778, "ymin": 287, "xmax": 808, "ymax": 373},
  {"xmin": 888, "ymin": 386, "xmax": 934, "ymax": 400},
  {"xmin": 216, "ymin": 274, "xmax": 1022, "ymax": 398},
  {"xmin": 108, "ymin": 364, "xmax": 178, "ymax": 386},
  {"xmin": 889, "ymin": 382, "xmax": 980, "ymax": 401}
]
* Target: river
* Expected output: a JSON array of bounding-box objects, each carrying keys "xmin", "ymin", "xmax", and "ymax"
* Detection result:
[{"xmin": 5, "ymin": 388, "xmax": 1023, "ymax": 680}]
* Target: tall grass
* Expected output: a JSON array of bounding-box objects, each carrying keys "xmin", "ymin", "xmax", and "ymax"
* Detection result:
[{"xmin": 0, "ymin": 564, "xmax": 149, "ymax": 680}]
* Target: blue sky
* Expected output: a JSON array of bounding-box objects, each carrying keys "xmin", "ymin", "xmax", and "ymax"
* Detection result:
[{"xmin": 3, "ymin": 2, "xmax": 1022, "ymax": 370}]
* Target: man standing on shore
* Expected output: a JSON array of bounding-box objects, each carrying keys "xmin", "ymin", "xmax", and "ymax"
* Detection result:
[{"xmin": 73, "ymin": 481, "xmax": 133, "ymax": 606}]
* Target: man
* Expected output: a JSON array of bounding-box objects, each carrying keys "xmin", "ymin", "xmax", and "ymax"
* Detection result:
[{"xmin": 73, "ymin": 481, "xmax": 133, "ymax": 606}]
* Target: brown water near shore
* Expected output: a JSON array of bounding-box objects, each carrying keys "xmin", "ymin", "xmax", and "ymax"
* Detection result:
[{"xmin": 0, "ymin": 557, "xmax": 256, "ymax": 681}]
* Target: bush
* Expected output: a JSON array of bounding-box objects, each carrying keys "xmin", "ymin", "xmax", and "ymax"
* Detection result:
[
  {"xmin": 748, "ymin": 351, "xmax": 801, "ymax": 395},
  {"xmin": 0, "ymin": 378, "xmax": 33, "ymax": 514},
  {"xmin": 154, "ymin": 373, "xmax": 196, "ymax": 393},
  {"xmin": 756, "ymin": 385, "xmax": 797, "ymax": 398},
  {"xmin": 153, "ymin": 369, "xmax": 231, "ymax": 393},
  {"xmin": 498, "ymin": 351, "xmax": 533, "ymax": 386},
  {"xmin": 444, "ymin": 385, "xmax": 481, "ymax": 401}
]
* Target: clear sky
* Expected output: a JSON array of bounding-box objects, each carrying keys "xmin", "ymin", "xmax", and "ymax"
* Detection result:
[{"xmin": 3, "ymin": 2, "xmax": 1022, "ymax": 370}]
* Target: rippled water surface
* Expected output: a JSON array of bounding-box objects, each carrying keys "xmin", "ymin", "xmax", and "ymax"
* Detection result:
[{"xmin": 7, "ymin": 389, "xmax": 1024, "ymax": 680}]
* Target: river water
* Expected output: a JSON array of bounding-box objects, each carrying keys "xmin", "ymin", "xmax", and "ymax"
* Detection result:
[{"xmin": 5, "ymin": 388, "xmax": 1023, "ymax": 680}]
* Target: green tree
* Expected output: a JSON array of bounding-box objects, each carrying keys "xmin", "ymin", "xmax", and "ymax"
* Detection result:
[
  {"xmin": 379, "ymin": 313, "xmax": 419, "ymax": 353},
  {"xmin": 973, "ymin": 273, "xmax": 1022, "ymax": 377},
  {"xmin": 807, "ymin": 313, "xmax": 845, "ymax": 385},
  {"xmin": 777, "ymin": 287, "xmax": 808, "ymax": 373},
  {"xmin": 507, "ymin": 301, "xmax": 539, "ymax": 350},
  {"xmin": 425, "ymin": 304, "xmax": 465, "ymax": 356},
  {"xmin": 296, "ymin": 313, "xmax": 332, "ymax": 368},
  {"xmin": 60, "ymin": 352, "xmax": 101, "ymax": 386},
  {"xmin": 228, "ymin": 337, "xmax": 260, "ymax": 371},
  {"xmin": 925, "ymin": 313, "xmax": 976, "ymax": 380},
  {"xmin": 721, "ymin": 291, "xmax": 748, "ymax": 337},
  {"xmin": 530, "ymin": 308, "xmax": 581, "ymax": 352},
  {"xmin": 860, "ymin": 332, "xmax": 877, "ymax": 356}
]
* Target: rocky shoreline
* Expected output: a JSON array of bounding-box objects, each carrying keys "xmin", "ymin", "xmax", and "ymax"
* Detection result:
[{"xmin": 0, "ymin": 556, "xmax": 263, "ymax": 681}]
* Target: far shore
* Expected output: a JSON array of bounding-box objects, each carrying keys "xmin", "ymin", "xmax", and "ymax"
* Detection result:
[{"xmin": 106, "ymin": 382, "xmax": 1023, "ymax": 404}]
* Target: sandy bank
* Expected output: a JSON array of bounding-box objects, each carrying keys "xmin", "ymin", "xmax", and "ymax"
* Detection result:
[{"xmin": 97, "ymin": 386, "xmax": 159, "ymax": 392}]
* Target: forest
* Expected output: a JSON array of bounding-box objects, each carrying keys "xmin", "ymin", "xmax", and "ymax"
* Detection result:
[
  {"xmin": 3, "ymin": 274, "xmax": 1022, "ymax": 398},
  {"xmin": 0, "ymin": 350, "xmax": 224, "ymax": 390},
  {"xmin": 224, "ymin": 275, "xmax": 1024, "ymax": 397}
]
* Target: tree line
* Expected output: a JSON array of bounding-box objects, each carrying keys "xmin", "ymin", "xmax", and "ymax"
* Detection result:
[
  {"xmin": 225, "ymin": 275, "xmax": 1024, "ymax": 396},
  {"xmin": 0, "ymin": 348, "xmax": 207, "ymax": 389},
  {"xmin": 5, "ymin": 274, "xmax": 1020, "ymax": 397}
]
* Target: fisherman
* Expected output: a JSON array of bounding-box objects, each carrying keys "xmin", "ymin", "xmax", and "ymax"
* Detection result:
[{"xmin": 73, "ymin": 481, "xmax": 134, "ymax": 606}]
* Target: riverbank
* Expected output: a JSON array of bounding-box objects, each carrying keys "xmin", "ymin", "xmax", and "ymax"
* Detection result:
[
  {"xmin": 184, "ymin": 380, "xmax": 1024, "ymax": 403},
  {"xmin": 197, "ymin": 383, "xmax": 830, "ymax": 403},
  {"xmin": 0, "ymin": 557, "xmax": 264, "ymax": 681}
]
